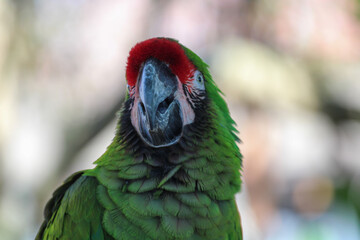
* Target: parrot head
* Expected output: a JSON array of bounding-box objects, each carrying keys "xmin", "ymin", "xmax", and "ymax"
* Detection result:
[{"xmin": 125, "ymin": 38, "xmax": 208, "ymax": 148}]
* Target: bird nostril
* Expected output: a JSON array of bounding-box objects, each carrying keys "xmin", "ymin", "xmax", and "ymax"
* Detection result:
[
  {"xmin": 139, "ymin": 101, "xmax": 146, "ymax": 114},
  {"xmin": 158, "ymin": 96, "xmax": 174, "ymax": 114}
]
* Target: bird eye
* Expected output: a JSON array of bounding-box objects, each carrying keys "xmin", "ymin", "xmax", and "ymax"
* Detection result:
[
  {"xmin": 193, "ymin": 70, "xmax": 205, "ymax": 91},
  {"xmin": 197, "ymin": 73, "xmax": 203, "ymax": 83}
]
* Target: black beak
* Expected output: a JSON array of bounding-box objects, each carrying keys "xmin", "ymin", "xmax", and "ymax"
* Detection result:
[{"xmin": 137, "ymin": 58, "xmax": 183, "ymax": 147}]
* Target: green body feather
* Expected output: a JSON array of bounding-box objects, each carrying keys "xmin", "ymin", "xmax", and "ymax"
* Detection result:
[{"xmin": 36, "ymin": 39, "xmax": 243, "ymax": 240}]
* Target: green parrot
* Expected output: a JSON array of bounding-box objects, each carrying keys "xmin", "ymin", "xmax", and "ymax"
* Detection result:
[{"xmin": 36, "ymin": 38, "xmax": 243, "ymax": 240}]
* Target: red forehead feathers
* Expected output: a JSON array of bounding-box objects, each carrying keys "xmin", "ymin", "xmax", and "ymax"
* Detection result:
[{"xmin": 126, "ymin": 38, "xmax": 195, "ymax": 87}]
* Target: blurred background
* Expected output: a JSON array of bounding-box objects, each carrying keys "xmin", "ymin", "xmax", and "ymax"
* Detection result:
[{"xmin": 1, "ymin": 0, "xmax": 360, "ymax": 239}]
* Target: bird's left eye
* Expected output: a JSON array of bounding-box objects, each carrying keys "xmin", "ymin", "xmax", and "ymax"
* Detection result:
[
  {"xmin": 196, "ymin": 73, "xmax": 203, "ymax": 83},
  {"xmin": 193, "ymin": 70, "xmax": 205, "ymax": 91}
]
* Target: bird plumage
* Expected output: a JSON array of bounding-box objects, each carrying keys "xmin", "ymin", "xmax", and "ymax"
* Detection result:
[{"xmin": 36, "ymin": 38, "xmax": 243, "ymax": 240}]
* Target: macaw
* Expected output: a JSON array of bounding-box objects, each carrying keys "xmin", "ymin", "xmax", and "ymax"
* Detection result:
[{"xmin": 36, "ymin": 37, "xmax": 243, "ymax": 240}]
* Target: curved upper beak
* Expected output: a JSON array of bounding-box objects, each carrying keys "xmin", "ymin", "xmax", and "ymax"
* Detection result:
[{"xmin": 137, "ymin": 58, "xmax": 183, "ymax": 147}]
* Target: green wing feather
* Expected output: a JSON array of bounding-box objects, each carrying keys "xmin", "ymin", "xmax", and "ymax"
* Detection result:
[{"xmin": 36, "ymin": 171, "xmax": 110, "ymax": 240}]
